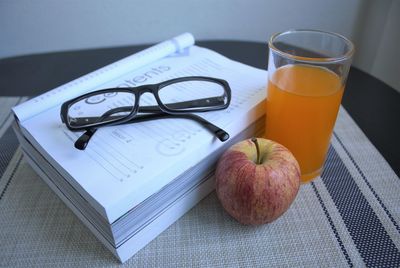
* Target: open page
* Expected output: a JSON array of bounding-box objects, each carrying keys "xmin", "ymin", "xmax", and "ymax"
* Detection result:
[
  {"xmin": 17, "ymin": 45, "xmax": 268, "ymax": 223},
  {"xmin": 12, "ymin": 33, "xmax": 195, "ymax": 122}
]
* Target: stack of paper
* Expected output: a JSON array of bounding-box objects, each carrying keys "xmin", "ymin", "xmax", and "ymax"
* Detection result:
[{"xmin": 12, "ymin": 33, "xmax": 268, "ymax": 263}]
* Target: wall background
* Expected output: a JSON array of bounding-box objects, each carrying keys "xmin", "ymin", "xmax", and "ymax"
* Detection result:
[{"xmin": 0, "ymin": 0, "xmax": 399, "ymax": 91}]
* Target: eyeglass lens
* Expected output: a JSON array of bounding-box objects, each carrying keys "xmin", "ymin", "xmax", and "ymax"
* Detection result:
[
  {"xmin": 158, "ymin": 80, "xmax": 228, "ymax": 111},
  {"xmin": 67, "ymin": 92, "xmax": 136, "ymax": 128}
]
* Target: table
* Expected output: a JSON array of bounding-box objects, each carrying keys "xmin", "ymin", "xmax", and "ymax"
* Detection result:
[
  {"xmin": 1, "ymin": 41, "xmax": 399, "ymax": 177},
  {"xmin": 0, "ymin": 41, "xmax": 399, "ymax": 267}
]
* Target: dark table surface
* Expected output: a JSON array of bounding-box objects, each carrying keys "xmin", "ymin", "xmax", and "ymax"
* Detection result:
[{"xmin": 0, "ymin": 41, "xmax": 399, "ymax": 177}]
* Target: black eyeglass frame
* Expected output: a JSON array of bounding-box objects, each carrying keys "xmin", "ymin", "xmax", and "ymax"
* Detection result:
[
  {"xmin": 60, "ymin": 76, "xmax": 232, "ymax": 150},
  {"xmin": 60, "ymin": 76, "xmax": 231, "ymax": 131}
]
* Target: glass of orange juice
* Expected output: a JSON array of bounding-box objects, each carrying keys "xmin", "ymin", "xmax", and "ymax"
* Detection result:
[{"xmin": 265, "ymin": 29, "xmax": 354, "ymax": 183}]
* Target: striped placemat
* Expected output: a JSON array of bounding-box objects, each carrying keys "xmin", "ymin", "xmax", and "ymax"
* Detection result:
[{"xmin": 0, "ymin": 96, "xmax": 399, "ymax": 267}]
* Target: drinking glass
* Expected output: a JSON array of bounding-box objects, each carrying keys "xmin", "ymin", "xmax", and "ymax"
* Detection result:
[{"xmin": 265, "ymin": 29, "xmax": 354, "ymax": 183}]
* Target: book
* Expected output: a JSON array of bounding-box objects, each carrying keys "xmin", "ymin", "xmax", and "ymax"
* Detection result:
[{"xmin": 12, "ymin": 33, "xmax": 268, "ymax": 262}]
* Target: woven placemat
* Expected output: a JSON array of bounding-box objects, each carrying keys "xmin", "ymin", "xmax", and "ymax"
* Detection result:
[{"xmin": 0, "ymin": 97, "xmax": 399, "ymax": 267}]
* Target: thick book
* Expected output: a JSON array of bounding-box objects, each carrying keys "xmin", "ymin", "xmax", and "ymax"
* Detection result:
[{"xmin": 12, "ymin": 33, "xmax": 267, "ymax": 262}]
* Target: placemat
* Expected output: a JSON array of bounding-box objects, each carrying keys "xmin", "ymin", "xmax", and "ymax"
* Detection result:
[{"xmin": 0, "ymin": 96, "xmax": 399, "ymax": 267}]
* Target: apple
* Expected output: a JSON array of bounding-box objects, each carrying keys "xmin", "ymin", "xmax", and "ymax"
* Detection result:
[{"xmin": 215, "ymin": 137, "xmax": 300, "ymax": 225}]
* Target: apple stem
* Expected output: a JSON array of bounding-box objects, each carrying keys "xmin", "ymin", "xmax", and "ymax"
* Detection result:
[{"xmin": 251, "ymin": 137, "xmax": 261, "ymax": 165}]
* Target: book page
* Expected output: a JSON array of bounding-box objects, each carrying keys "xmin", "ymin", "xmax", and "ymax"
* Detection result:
[
  {"xmin": 12, "ymin": 33, "xmax": 195, "ymax": 122},
  {"xmin": 19, "ymin": 46, "xmax": 268, "ymax": 222}
]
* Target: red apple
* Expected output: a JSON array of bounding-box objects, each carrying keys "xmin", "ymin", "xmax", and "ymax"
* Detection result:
[{"xmin": 215, "ymin": 137, "xmax": 300, "ymax": 225}]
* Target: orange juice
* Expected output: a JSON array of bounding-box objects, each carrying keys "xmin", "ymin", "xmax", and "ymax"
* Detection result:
[{"xmin": 265, "ymin": 64, "xmax": 344, "ymax": 183}]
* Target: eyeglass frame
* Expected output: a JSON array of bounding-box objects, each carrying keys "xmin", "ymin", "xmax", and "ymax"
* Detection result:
[{"xmin": 60, "ymin": 76, "xmax": 232, "ymax": 150}]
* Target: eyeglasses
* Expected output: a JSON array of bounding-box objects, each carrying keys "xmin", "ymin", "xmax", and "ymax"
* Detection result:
[{"xmin": 60, "ymin": 76, "xmax": 232, "ymax": 150}]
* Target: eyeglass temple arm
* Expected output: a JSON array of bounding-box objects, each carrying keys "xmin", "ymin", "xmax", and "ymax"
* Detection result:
[
  {"xmin": 70, "ymin": 96, "xmax": 226, "ymax": 126},
  {"xmin": 118, "ymin": 96, "xmax": 225, "ymax": 114},
  {"xmin": 135, "ymin": 96, "xmax": 225, "ymax": 112},
  {"xmin": 74, "ymin": 129, "xmax": 97, "ymax": 150},
  {"xmin": 74, "ymin": 112, "xmax": 229, "ymax": 150},
  {"xmin": 127, "ymin": 113, "xmax": 230, "ymax": 141}
]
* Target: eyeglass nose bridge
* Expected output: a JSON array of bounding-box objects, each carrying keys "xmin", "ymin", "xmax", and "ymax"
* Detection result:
[
  {"xmin": 132, "ymin": 84, "xmax": 167, "ymax": 112},
  {"xmin": 134, "ymin": 84, "xmax": 158, "ymax": 93}
]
